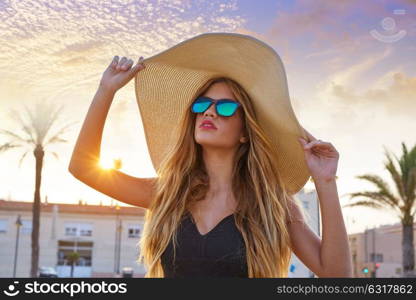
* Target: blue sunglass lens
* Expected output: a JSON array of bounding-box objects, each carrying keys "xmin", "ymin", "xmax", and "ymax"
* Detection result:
[
  {"xmin": 192, "ymin": 98, "xmax": 211, "ymax": 113},
  {"xmin": 217, "ymin": 101, "xmax": 238, "ymax": 116}
]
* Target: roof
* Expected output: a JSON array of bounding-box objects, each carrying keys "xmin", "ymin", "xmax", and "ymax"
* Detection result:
[{"xmin": 0, "ymin": 199, "xmax": 146, "ymax": 217}]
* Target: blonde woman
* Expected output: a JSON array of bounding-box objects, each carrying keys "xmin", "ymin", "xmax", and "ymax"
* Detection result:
[{"xmin": 69, "ymin": 33, "xmax": 352, "ymax": 278}]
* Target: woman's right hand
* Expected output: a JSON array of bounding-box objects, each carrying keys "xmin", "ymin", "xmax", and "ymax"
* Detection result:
[{"xmin": 99, "ymin": 56, "xmax": 146, "ymax": 94}]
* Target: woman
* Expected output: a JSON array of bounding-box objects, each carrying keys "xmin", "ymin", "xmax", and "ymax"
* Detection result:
[{"xmin": 69, "ymin": 34, "xmax": 352, "ymax": 278}]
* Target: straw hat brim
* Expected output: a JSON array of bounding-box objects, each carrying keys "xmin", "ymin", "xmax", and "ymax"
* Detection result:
[{"xmin": 134, "ymin": 32, "xmax": 311, "ymax": 195}]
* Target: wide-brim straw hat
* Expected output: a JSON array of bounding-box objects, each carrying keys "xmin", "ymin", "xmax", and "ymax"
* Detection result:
[{"xmin": 134, "ymin": 32, "xmax": 311, "ymax": 195}]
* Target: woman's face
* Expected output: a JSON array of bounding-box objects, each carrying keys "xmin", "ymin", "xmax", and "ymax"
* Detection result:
[{"xmin": 194, "ymin": 82, "xmax": 246, "ymax": 150}]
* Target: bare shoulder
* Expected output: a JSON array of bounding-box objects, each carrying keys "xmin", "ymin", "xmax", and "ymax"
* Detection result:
[{"xmin": 286, "ymin": 194, "xmax": 305, "ymax": 224}]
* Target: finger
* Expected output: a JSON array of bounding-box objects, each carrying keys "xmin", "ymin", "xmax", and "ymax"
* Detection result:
[
  {"xmin": 119, "ymin": 57, "xmax": 129, "ymax": 70},
  {"xmin": 132, "ymin": 56, "xmax": 146, "ymax": 71},
  {"xmin": 307, "ymin": 142, "xmax": 336, "ymax": 153},
  {"xmin": 116, "ymin": 57, "xmax": 127, "ymax": 70},
  {"xmin": 311, "ymin": 149, "xmax": 330, "ymax": 158},
  {"xmin": 110, "ymin": 56, "xmax": 119, "ymax": 69},
  {"xmin": 121, "ymin": 58, "xmax": 134, "ymax": 71},
  {"xmin": 315, "ymin": 141, "xmax": 335, "ymax": 150},
  {"xmin": 298, "ymin": 137, "xmax": 307, "ymax": 146},
  {"xmin": 302, "ymin": 127, "xmax": 317, "ymax": 142},
  {"xmin": 304, "ymin": 140, "xmax": 326, "ymax": 150}
]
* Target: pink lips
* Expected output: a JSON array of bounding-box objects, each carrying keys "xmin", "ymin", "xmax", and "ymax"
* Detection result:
[{"xmin": 199, "ymin": 120, "xmax": 217, "ymax": 130}]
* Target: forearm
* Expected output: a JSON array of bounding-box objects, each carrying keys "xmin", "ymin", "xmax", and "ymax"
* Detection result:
[
  {"xmin": 315, "ymin": 178, "xmax": 353, "ymax": 277},
  {"xmin": 68, "ymin": 86, "xmax": 116, "ymax": 173}
]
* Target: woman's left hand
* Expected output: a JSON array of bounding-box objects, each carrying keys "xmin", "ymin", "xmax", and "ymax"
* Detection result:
[{"xmin": 298, "ymin": 127, "xmax": 339, "ymax": 182}]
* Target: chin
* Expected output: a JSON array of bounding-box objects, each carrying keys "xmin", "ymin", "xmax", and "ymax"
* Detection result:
[{"xmin": 195, "ymin": 137, "xmax": 221, "ymax": 146}]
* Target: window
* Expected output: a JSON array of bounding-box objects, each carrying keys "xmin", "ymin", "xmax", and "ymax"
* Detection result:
[
  {"xmin": 64, "ymin": 222, "xmax": 93, "ymax": 237},
  {"xmin": 377, "ymin": 254, "xmax": 383, "ymax": 263},
  {"xmin": 0, "ymin": 220, "xmax": 7, "ymax": 233},
  {"xmin": 57, "ymin": 241, "xmax": 93, "ymax": 266},
  {"xmin": 370, "ymin": 253, "xmax": 383, "ymax": 263},
  {"xmin": 79, "ymin": 224, "xmax": 92, "ymax": 237},
  {"xmin": 65, "ymin": 226, "xmax": 77, "ymax": 236},
  {"xmin": 21, "ymin": 220, "xmax": 32, "ymax": 235},
  {"xmin": 127, "ymin": 224, "xmax": 141, "ymax": 238}
]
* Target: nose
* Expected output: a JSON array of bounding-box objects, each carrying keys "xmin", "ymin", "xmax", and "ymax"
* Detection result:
[{"xmin": 203, "ymin": 102, "xmax": 217, "ymax": 117}]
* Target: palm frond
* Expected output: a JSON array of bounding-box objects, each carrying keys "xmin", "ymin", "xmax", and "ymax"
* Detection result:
[
  {"xmin": 18, "ymin": 150, "xmax": 30, "ymax": 168},
  {"xmin": 44, "ymin": 120, "xmax": 78, "ymax": 146},
  {"xmin": 38, "ymin": 102, "xmax": 65, "ymax": 145},
  {"xmin": 406, "ymin": 167, "xmax": 416, "ymax": 208},
  {"xmin": 383, "ymin": 146, "xmax": 406, "ymax": 199},
  {"xmin": 343, "ymin": 200, "xmax": 385, "ymax": 210},
  {"xmin": 0, "ymin": 142, "xmax": 23, "ymax": 152},
  {"xmin": 51, "ymin": 151, "xmax": 60, "ymax": 161},
  {"xmin": 8, "ymin": 108, "xmax": 36, "ymax": 144},
  {"xmin": 47, "ymin": 136, "xmax": 68, "ymax": 144},
  {"xmin": 23, "ymin": 103, "xmax": 46, "ymax": 144},
  {"xmin": 343, "ymin": 200, "xmax": 402, "ymax": 220},
  {"xmin": 346, "ymin": 191, "xmax": 401, "ymax": 215},
  {"xmin": 0, "ymin": 129, "xmax": 30, "ymax": 144},
  {"xmin": 410, "ymin": 204, "xmax": 416, "ymax": 218},
  {"xmin": 402, "ymin": 143, "xmax": 416, "ymax": 205},
  {"xmin": 354, "ymin": 174, "xmax": 399, "ymax": 207}
]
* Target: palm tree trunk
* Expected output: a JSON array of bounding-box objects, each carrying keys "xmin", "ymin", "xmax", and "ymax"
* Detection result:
[
  {"xmin": 402, "ymin": 215, "xmax": 415, "ymax": 278},
  {"xmin": 30, "ymin": 145, "xmax": 44, "ymax": 277},
  {"xmin": 71, "ymin": 263, "xmax": 74, "ymax": 277}
]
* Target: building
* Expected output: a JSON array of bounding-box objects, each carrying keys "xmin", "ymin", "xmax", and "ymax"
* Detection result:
[
  {"xmin": 0, "ymin": 199, "xmax": 146, "ymax": 278},
  {"xmin": 288, "ymin": 188, "xmax": 321, "ymax": 278},
  {"xmin": 349, "ymin": 223, "xmax": 416, "ymax": 277}
]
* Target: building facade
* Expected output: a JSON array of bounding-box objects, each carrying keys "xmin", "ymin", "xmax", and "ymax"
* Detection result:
[
  {"xmin": 1, "ymin": 188, "xmax": 320, "ymax": 278},
  {"xmin": 288, "ymin": 188, "xmax": 321, "ymax": 278},
  {"xmin": 0, "ymin": 199, "xmax": 146, "ymax": 278},
  {"xmin": 349, "ymin": 222, "xmax": 416, "ymax": 278}
]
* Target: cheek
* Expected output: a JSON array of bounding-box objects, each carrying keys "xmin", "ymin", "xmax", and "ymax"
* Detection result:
[
  {"xmin": 222, "ymin": 118, "xmax": 243, "ymax": 139},
  {"xmin": 194, "ymin": 114, "xmax": 202, "ymax": 127}
]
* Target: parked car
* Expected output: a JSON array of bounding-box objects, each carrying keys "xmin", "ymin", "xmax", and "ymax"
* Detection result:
[
  {"xmin": 38, "ymin": 266, "xmax": 58, "ymax": 278},
  {"xmin": 121, "ymin": 267, "xmax": 133, "ymax": 278}
]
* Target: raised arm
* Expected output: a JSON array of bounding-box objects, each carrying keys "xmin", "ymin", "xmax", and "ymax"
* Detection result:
[{"xmin": 68, "ymin": 56, "xmax": 156, "ymax": 209}]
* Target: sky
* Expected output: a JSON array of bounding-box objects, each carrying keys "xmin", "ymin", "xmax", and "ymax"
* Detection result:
[{"xmin": 0, "ymin": 0, "xmax": 415, "ymax": 234}]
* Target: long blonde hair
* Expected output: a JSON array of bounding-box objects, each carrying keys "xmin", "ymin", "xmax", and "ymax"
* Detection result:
[{"xmin": 137, "ymin": 76, "xmax": 301, "ymax": 277}]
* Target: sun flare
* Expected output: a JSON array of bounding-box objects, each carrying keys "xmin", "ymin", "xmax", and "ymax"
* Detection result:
[{"xmin": 98, "ymin": 156, "xmax": 122, "ymax": 170}]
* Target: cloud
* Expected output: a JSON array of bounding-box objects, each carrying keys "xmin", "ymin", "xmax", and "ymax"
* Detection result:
[
  {"xmin": 264, "ymin": 0, "xmax": 415, "ymax": 65},
  {"xmin": 292, "ymin": 45, "xmax": 414, "ymax": 141},
  {"xmin": 314, "ymin": 69, "xmax": 416, "ymax": 136},
  {"xmin": 318, "ymin": 46, "xmax": 393, "ymax": 98},
  {"xmin": 0, "ymin": 0, "xmax": 247, "ymax": 107},
  {"xmin": 0, "ymin": 0, "xmax": 250, "ymax": 200},
  {"xmin": 363, "ymin": 71, "xmax": 416, "ymax": 113}
]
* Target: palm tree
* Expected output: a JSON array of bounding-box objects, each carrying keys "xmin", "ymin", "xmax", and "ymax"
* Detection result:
[
  {"xmin": 0, "ymin": 100, "xmax": 77, "ymax": 277},
  {"xmin": 67, "ymin": 252, "xmax": 80, "ymax": 278},
  {"xmin": 343, "ymin": 142, "xmax": 416, "ymax": 278}
]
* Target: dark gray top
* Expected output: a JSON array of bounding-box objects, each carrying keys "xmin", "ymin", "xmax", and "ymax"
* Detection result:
[{"xmin": 161, "ymin": 211, "xmax": 248, "ymax": 278}]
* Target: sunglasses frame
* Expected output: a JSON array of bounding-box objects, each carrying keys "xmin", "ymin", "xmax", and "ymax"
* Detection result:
[{"xmin": 191, "ymin": 96, "xmax": 241, "ymax": 117}]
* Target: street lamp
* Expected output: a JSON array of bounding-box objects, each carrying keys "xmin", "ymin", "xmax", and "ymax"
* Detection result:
[
  {"xmin": 112, "ymin": 158, "xmax": 123, "ymax": 277},
  {"xmin": 13, "ymin": 215, "xmax": 23, "ymax": 277},
  {"xmin": 117, "ymin": 208, "xmax": 122, "ymax": 275},
  {"xmin": 114, "ymin": 203, "xmax": 122, "ymax": 276}
]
